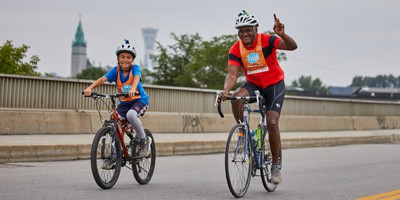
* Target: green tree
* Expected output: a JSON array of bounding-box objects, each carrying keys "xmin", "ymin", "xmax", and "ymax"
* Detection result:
[
  {"xmin": 186, "ymin": 34, "xmax": 238, "ymax": 89},
  {"xmin": 351, "ymin": 75, "xmax": 400, "ymax": 88},
  {"xmin": 0, "ymin": 40, "xmax": 40, "ymax": 76},
  {"xmin": 76, "ymin": 66, "xmax": 108, "ymax": 80},
  {"xmin": 151, "ymin": 33, "xmax": 202, "ymax": 87},
  {"xmin": 292, "ymin": 75, "xmax": 328, "ymax": 94}
]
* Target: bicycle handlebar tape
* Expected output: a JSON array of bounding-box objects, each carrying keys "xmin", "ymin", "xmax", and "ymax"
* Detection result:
[{"xmin": 218, "ymin": 104, "xmax": 224, "ymax": 118}]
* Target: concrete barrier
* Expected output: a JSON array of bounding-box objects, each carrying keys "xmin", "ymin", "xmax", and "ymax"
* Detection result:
[{"xmin": 1, "ymin": 109, "xmax": 400, "ymax": 135}]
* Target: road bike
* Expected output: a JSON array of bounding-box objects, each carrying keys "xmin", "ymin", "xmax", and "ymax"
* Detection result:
[
  {"xmin": 215, "ymin": 90, "xmax": 282, "ymax": 198},
  {"xmin": 84, "ymin": 92, "xmax": 156, "ymax": 189}
]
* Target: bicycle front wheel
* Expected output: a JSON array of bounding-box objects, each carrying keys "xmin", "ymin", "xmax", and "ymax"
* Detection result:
[
  {"xmin": 132, "ymin": 129, "xmax": 156, "ymax": 184},
  {"xmin": 225, "ymin": 124, "xmax": 252, "ymax": 198},
  {"xmin": 91, "ymin": 127, "xmax": 122, "ymax": 189}
]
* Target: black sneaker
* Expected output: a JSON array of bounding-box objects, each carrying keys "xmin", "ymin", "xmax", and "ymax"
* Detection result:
[{"xmin": 139, "ymin": 137, "xmax": 150, "ymax": 157}]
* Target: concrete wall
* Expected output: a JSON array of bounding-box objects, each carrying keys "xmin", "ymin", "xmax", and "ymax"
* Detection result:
[{"xmin": 1, "ymin": 109, "xmax": 399, "ymax": 135}]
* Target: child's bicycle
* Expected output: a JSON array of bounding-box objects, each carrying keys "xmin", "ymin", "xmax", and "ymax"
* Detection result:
[
  {"xmin": 84, "ymin": 92, "xmax": 156, "ymax": 189},
  {"xmin": 215, "ymin": 90, "xmax": 282, "ymax": 198}
]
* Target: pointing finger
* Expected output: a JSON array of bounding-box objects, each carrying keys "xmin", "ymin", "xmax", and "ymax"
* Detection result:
[{"xmin": 274, "ymin": 13, "xmax": 279, "ymax": 22}]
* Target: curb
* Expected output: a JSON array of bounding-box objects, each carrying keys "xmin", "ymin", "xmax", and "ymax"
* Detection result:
[{"xmin": 1, "ymin": 134, "xmax": 397, "ymax": 163}]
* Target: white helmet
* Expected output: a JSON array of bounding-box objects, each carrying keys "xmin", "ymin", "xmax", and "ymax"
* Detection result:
[
  {"xmin": 235, "ymin": 10, "xmax": 259, "ymax": 29},
  {"xmin": 116, "ymin": 39, "xmax": 137, "ymax": 58}
]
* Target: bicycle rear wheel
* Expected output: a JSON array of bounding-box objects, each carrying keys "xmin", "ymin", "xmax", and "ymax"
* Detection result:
[
  {"xmin": 261, "ymin": 135, "xmax": 282, "ymax": 192},
  {"xmin": 132, "ymin": 129, "xmax": 156, "ymax": 184},
  {"xmin": 225, "ymin": 124, "xmax": 252, "ymax": 198},
  {"xmin": 91, "ymin": 127, "xmax": 122, "ymax": 189}
]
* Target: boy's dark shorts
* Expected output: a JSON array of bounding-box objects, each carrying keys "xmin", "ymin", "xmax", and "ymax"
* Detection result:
[{"xmin": 116, "ymin": 101, "xmax": 148, "ymax": 119}]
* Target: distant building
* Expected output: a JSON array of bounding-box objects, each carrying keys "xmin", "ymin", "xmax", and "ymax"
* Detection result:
[
  {"xmin": 141, "ymin": 28, "xmax": 158, "ymax": 71},
  {"xmin": 355, "ymin": 87, "xmax": 400, "ymax": 100},
  {"xmin": 328, "ymin": 86, "xmax": 400, "ymax": 101},
  {"xmin": 329, "ymin": 87, "xmax": 356, "ymax": 97},
  {"xmin": 71, "ymin": 17, "xmax": 92, "ymax": 78}
]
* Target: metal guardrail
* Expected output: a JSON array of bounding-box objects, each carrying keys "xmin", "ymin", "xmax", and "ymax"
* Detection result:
[
  {"xmin": 0, "ymin": 74, "xmax": 220, "ymax": 113},
  {"xmin": 1, "ymin": 73, "xmax": 400, "ymax": 116}
]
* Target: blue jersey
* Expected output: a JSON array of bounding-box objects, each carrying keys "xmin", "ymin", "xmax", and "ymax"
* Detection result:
[{"xmin": 104, "ymin": 64, "xmax": 149, "ymax": 105}]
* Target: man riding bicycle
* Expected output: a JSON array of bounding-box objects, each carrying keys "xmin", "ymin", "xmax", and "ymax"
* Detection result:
[{"xmin": 220, "ymin": 10, "xmax": 297, "ymax": 184}]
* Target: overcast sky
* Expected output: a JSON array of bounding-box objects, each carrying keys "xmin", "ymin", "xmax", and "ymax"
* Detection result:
[{"xmin": 1, "ymin": 0, "xmax": 399, "ymax": 87}]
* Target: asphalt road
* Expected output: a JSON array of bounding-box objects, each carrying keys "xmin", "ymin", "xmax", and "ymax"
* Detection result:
[{"xmin": 1, "ymin": 144, "xmax": 399, "ymax": 200}]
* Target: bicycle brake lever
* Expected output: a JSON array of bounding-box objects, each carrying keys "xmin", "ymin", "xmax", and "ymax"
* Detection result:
[{"xmin": 215, "ymin": 91, "xmax": 221, "ymax": 106}]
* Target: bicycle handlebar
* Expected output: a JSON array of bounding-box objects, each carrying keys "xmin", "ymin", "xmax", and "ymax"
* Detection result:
[
  {"xmin": 215, "ymin": 90, "xmax": 264, "ymax": 118},
  {"xmin": 82, "ymin": 91, "xmax": 138, "ymax": 99}
]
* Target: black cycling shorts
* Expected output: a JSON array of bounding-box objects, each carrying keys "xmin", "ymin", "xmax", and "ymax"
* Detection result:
[{"xmin": 240, "ymin": 80, "xmax": 285, "ymax": 114}]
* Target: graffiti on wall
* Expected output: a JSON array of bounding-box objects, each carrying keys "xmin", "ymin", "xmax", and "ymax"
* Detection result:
[{"xmin": 182, "ymin": 115, "xmax": 204, "ymax": 133}]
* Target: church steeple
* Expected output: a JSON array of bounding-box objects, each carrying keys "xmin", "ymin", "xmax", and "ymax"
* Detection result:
[
  {"xmin": 71, "ymin": 14, "xmax": 88, "ymax": 78},
  {"xmin": 72, "ymin": 15, "xmax": 86, "ymax": 47}
]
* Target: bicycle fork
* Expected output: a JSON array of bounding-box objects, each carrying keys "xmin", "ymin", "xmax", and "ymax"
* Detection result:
[{"xmin": 99, "ymin": 134, "xmax": 116, "ymax": 161}]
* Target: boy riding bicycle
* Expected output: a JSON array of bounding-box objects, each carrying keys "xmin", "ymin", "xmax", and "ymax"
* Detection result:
[{"xmin": 83, "ymin": 39, "xmax": 150, "ymax": 157}]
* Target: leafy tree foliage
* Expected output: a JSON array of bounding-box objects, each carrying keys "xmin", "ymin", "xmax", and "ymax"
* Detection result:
[
  {"xmin": 351, "ymin": 75, "xmax": 400, "ymax": 88},
  {"xmin": 151, "ymin": 33, "xmax": 202, "ymax": 87},
  {"xmin": 186, "ymin": 35, "xmax": 238, "ymax": 89},
  {"xmin": 0, "ymin": 40, "xmax": 40, "ymax": 76},
  {"xmin": 76, "ymin": 66, "xmax": 108, "ymax": 80},
  {"xmin": 292, "ymin": 75, "xmax": 328, "ymax": 94}
]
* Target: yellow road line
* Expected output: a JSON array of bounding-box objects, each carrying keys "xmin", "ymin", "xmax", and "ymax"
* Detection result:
[{"xmin": 357, "ymin": 189, "xmax": 400, "ymax": 200}]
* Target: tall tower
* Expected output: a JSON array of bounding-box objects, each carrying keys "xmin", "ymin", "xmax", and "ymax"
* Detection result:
[
  {"xmin": 71, "ymin": 16, "xmax": 87, "ymax": 78},
  {"xmin": 141, "ymin": 28, "xmax": 158, "ymax": 70}
]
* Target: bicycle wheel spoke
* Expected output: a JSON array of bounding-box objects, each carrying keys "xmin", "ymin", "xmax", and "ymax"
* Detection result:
[
  {"xmin": 91, "ymin": 127, "xmax": 122, "ymax": 189},
  {"xmin": 261, "ymin": 136, "xmax": 280, "ymax": 192},
  {"xmin": 131, "ymin": 129, "xmax": 156, "ymax": 185},
  {"xmin": 225, "ymin": 125, "xmax": 251, "ymax": 198}
]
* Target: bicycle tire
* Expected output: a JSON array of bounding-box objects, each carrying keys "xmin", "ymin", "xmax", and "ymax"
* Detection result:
[
  {"xmin": 132, "ymin": 129, "xmax": 156, "ymax": 184},
  {"xmin": 261, "ymin": 135, "xmax": 282, "ymax": 192},
  {"xmin": 225, "ymin": 124, "xmax": 252, "ymax": 198},
  {"xmin": 90, "ymin": 127, "xmax": 122, "ymax": 189}
]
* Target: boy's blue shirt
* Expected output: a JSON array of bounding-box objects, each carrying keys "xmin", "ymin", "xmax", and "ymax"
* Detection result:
[{"xmin": 104, "ymin": 64, "xmax": 149, "ymax": 105}]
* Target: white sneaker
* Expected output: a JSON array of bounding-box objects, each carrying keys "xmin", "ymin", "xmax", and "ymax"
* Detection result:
[
  {"xmin": 101, "ymin": 159, "xmax": 116, "ymax": 170},
  {"xmin": 271, "ymin": 164, "xmax": 282, "ymax": 184}
]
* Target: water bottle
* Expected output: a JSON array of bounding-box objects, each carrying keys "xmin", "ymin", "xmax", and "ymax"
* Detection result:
[
  {"xmin": 256, "ymin": 126, "xmax": 262, "ymax": 149},
  {"xmin": 251, "ymin": 130, "xmax": 258, "ymax": 146}
]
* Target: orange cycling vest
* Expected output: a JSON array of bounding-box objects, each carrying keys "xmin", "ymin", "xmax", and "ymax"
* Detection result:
[
  {"xmin": 116, "ymin": 66, "xmax": 141, "ymax": 102},
  {"xmin": 239, "ymin": 34, "xmax": 269, "ymax": 76}
]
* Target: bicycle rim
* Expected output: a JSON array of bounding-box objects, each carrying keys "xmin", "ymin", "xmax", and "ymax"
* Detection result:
[
  {"xmin": 225, "ymin": 124, "xmax": 252, "ymax": 198},
  {"xmin": 91, "ymin": 127, "xmax": 122, "ymax": 189},
  {"xmin": 261, "ymin": 139, "xmax": 281, "ymax": 192},
  {"xmin": 132, "ymin": 129, "xmax": 156, "ymax": 185}
]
